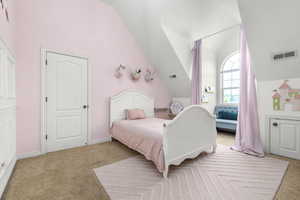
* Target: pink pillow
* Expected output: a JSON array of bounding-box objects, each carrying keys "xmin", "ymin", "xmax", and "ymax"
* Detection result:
[{"xmin": 126, "ymin": 109, "xmax": 146, "ymax": 120}]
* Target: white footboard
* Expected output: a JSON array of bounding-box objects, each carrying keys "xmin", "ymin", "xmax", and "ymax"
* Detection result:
[{"xmin": 162, "ymin": 105, "xmax": 217, "ymax": 178}]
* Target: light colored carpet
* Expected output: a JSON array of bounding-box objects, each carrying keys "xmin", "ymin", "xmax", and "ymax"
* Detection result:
[{"xmin": 94, "ymin": 145, "xmax": 288, "ymax": 200}]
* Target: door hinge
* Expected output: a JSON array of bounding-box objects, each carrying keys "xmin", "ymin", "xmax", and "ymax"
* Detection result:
[
  {"xmin": 45, "ymin": 97, "xmax": 48, "ymax": 102},
  {"xmin": 45, "ymin": 59, "xmax": 48, "ymax": 66},
  {"xmin": 45, "ymin": 134, "xmax": 48, "ymax": 140}
]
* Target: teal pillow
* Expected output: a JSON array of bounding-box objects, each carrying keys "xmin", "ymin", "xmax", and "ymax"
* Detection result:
[{"xmin": 217, "ymin": 110, "xmax": 238, "ymax": 120}]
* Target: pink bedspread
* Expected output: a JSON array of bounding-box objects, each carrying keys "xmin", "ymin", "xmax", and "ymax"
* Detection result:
[{"xmin": 110, "ymin": 118, "xmax": 169, "ymax": 172}]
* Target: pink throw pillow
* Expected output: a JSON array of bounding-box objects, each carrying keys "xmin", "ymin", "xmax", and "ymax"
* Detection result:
[{"xmin": 126, "ymin": 109, "xmax": 146, "ymax": 120}]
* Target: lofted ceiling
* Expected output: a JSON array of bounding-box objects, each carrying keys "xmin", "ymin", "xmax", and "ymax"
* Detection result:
[
  {"xmin": 238, "ymin": 0, "xmax": 300, "ymax": 81},
  {"xmin": 100, "ymin": 0, "xmax": 300, "ymax": 96},
  {"xmin": 101, "ymin": 0, "xmax": 241, "ymax": 97},
  {"xmin": 203, "ymin": 26, "xmax": 240, "ymax": 55},
  {"xmin": 163, "ymin": 0, "xmax": 241, "ymax": 40}
]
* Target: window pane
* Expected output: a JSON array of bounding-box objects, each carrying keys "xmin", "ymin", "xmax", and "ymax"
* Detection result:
[
  {"xmin": 223, "ymin": 89, "xmax": 231, "ymax": 96},
  {"xmin": 231, "ymin": 54, "xmax": 240, "ymax": 70},
  {"xmin": 232, "ymin": 71, "xmax": 240, "ymax": 79},
  {"xmin": 231, "ymin": 95, "xmax": 239, "ymax": 103},
  {"xmin": 232, "ymin": 80, "xmax": 240, "ymax": 88},
  {"xmin": 223, "ymin": 63, "xmax": 232, "ymax": 71},
  {"xmin": 223, "ymin": 89, "xmax": 231, "ymax": 103},
  {"xmin": 224, "ymin": 96, "xmax": 231, "ymax": 103},
  {"xmin": 223, "ymin": 72, "xmax": 231, "ymax": 81},
  {"xmin": 232, "ymin": 88, "xmax": 240, "ymax": 95},
  {"xmin": 222, "ymin": 53, "xmax": 240, "ymax": 72},
  {"xmin": 221, "ymin": 52, "xmax": 241, "ymax": 103},
  {"xmin": 223, "ymin": 80, "xmax": 231, "ymax": 88}
]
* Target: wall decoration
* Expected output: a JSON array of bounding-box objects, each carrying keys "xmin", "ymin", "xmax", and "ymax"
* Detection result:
[
  {"xmin": 204, "ymin": 86, "xmax": 214, "ymax": 94},
  {"xmin": 131, "ymin": 68, "xmax": 142, "ymax": 81},
  {"xmin": 144, "ymin": 68, "xmax": 156, "ymax": 82},
  {"xmin": 201, "ymin": 94, "xmax": 209, "ymax": 103},
  {"xmin": 272, "ymin": 80, "xmax": 300, "ymax": 111},
  {"xmin": 1, "ymin": 0, "xmax": 9, "ymax": 22},
  {"xmin": 5, "ymin": 7, "xmax": 9, "ymax": 22},
  {"xmin": 114, "ymin": 64, "xmax": 126, "ymax": 79}
]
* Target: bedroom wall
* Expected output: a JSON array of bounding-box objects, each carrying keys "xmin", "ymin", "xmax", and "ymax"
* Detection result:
[
  {"xmin": 105, "ymin": 0, "xmax": 192, "ymax": 97},
  {"xmin": 163, "ymin": 25, "xmax": 193, "ymax": 79},
  {"xmin": 201, "ymin": 47, "xmax": 217, "ymax": 114},
  {"xmin": 15, "ymin": 0, "xmax": 171, "ymax": 156},
  {"xmin": 238, "ymin": 0, "xmax": 300, "ymax": 81},
  {"xmin": 237, "ymin": 0, "xmax": 300, "ymax": 150},
  {"xmin": 257, "ymin": 79, "xmax": 300, "ymax": 150}
]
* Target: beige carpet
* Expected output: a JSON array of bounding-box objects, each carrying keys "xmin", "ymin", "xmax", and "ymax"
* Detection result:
[{"xmin": 94, "ymin": 145, "xmax": 288, "ymax": 200}]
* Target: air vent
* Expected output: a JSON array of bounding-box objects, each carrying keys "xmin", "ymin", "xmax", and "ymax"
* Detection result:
[{"xmin": 272, "ymin": 50, "xmax": 298, "ymax": 61}]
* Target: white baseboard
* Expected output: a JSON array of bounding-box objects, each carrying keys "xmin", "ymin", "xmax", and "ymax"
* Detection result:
[
  {"xmin": 89, "ymin": 137, "xmax": 112, "ymax": 145},
  {"xmin": 0, "ymin": 156, "xmax": 16, "ymax": 198},
  {"xmin": 17, "ymin": 151, "xmax": 43, "ymax": 160},
  {"xmin": 17, "ymin": 138, "xmax": 112, "ymax": 160}
]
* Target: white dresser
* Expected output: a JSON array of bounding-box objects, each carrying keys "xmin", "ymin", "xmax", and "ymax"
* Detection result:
[
  {"xmin": 269, "ymin": 117, "xmax": 300, "ymax": 160},
  {"xmin": 0, "ymin": 39, "xmax": 16, "ymax": 197}
]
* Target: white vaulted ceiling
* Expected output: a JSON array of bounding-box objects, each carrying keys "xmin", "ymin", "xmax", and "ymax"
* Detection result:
[
  {"xmin": 237, "ymin": 0, "xmax": 300, "ymax": 81},
  {"xmin": 101, "ymin": 0, "xmax": 241, "ymax": 97},
  {"xmin": 162, "ymin": 0, "xmax": 240, "ymax": 40}
]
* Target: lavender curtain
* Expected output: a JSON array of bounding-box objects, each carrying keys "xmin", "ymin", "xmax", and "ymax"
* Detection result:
[
  {"xmin": 192, "ymin": 39, "xmax": 202, "ymax": 104},
  {"xmin": 231, "ymin": 28, "xmax": 264, "ymax": 157}
]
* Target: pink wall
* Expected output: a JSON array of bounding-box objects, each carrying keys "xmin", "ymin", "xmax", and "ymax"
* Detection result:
[
  {"xmin": 15, "ymin": 0, "xmax": 171, "ymax": 155},
  {"xmin": 0, "ymin": 0, "xmax": 15, "ymax": 54}
]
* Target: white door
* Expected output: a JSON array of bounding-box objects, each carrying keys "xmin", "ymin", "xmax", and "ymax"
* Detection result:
[
  {"xmin": 45, "ymin": 52, "xmax": 88, "ymax": 152},
  {"xmin": 271, "ymin": 119, "xmax": 300, "ymax": 160}
]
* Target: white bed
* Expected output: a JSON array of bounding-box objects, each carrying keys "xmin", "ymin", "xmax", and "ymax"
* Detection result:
[{"xmin": 110, "ymin": 89, "xmax": 217, "ymax": 178}]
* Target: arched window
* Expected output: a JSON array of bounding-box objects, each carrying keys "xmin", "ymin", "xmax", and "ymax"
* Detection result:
[{"xmin": 221, "ymin": 52, "xmax": 240, "ymax": 104}]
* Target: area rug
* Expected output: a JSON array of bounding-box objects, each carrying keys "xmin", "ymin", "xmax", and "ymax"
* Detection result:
[{"xmin": 94, "ymin": 145, "xmax": 288, "ymax": 200}]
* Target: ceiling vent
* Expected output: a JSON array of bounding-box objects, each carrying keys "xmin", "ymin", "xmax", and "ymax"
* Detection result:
[{"xmin": 272, "ymin": 50, "xmax": 298, "ymax": 61}]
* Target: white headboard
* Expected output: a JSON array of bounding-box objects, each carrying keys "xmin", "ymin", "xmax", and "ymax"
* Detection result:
[{"xmin": 110, "ymin": 89, "xmax": 155, "ymax": 127}]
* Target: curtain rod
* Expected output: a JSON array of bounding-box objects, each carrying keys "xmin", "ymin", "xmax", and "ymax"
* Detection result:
[{"xmin": 196, "ymin": 24, "xmax": 241, "ymax": 41}]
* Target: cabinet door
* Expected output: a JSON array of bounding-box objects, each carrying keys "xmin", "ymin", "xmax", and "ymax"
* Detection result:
[
  {"xmin": 271, "ymin": 119, "xmax": 300, "ymax": 159},
  {"xmin": 0, "ymin": 114, "xmax": 8, "ymax": 175},
  {"xmin": 0, "ymin": 121, "xmax": 5, "ymax": 174}
]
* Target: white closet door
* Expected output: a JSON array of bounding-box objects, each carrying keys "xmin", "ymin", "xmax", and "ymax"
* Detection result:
[
  {"xmin": 0, "ymin": 47, "xmax": 4, "ymax": 97},
  {"xmin": 271, "ymin": 119, "xmax": 300, "ymax": 159},
  {"xmin": 0, "ymin": 39, "xmax": 16, "ymax": 198},
  {"xmin": 46, "ymin": 52, "xmax": 88, "ymax": 152},
  {"xmin": 0, "ymin": 117, "xmax": 8, "ymax": 174}
]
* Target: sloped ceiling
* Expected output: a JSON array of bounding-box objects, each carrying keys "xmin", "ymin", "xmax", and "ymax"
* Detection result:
[
  {"xmin": 101, "ymin": 0, "xmax": 240, "ymax": 97},
  {"xmin": 238, "ymin": 0, "xmax": 300, "ymax": 81},
  {"xmin": 163, "ymin": 0, "xmax": 240, "ymax": 40}
]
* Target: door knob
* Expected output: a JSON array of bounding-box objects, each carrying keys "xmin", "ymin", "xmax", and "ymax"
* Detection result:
[{"xmin": 83, "ymin": 105, "xmax": 88, "ymax": 109}]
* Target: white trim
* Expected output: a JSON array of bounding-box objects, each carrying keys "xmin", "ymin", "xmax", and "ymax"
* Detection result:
[
  {"xmin": 89, "ymin": 137, "xmax": 112, "ymax": 145},
  {"xmin": 41, "ymin": 49, "xmax": 47, "ymax": 154},
  {"xmin": 264, "ymin": 115, "xmax": 271, "ymax": 153},
  {"xmin": 0, "ymin": 156, "xmax": 16, "ymax": 198},
  {"xmin": 17, "ymin": 137, "xmax": 112, "ymax": 160},
  {"xmin": 40, "ymin": 48, "xmax": 92, "ymax": 154},
  {"xmin": 0, "ymin": 37, "xmax": 16, "ymax": 199},
  {"xmin": 17, "ymin": 151, "xmax": 42, "ymax": 160}
]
